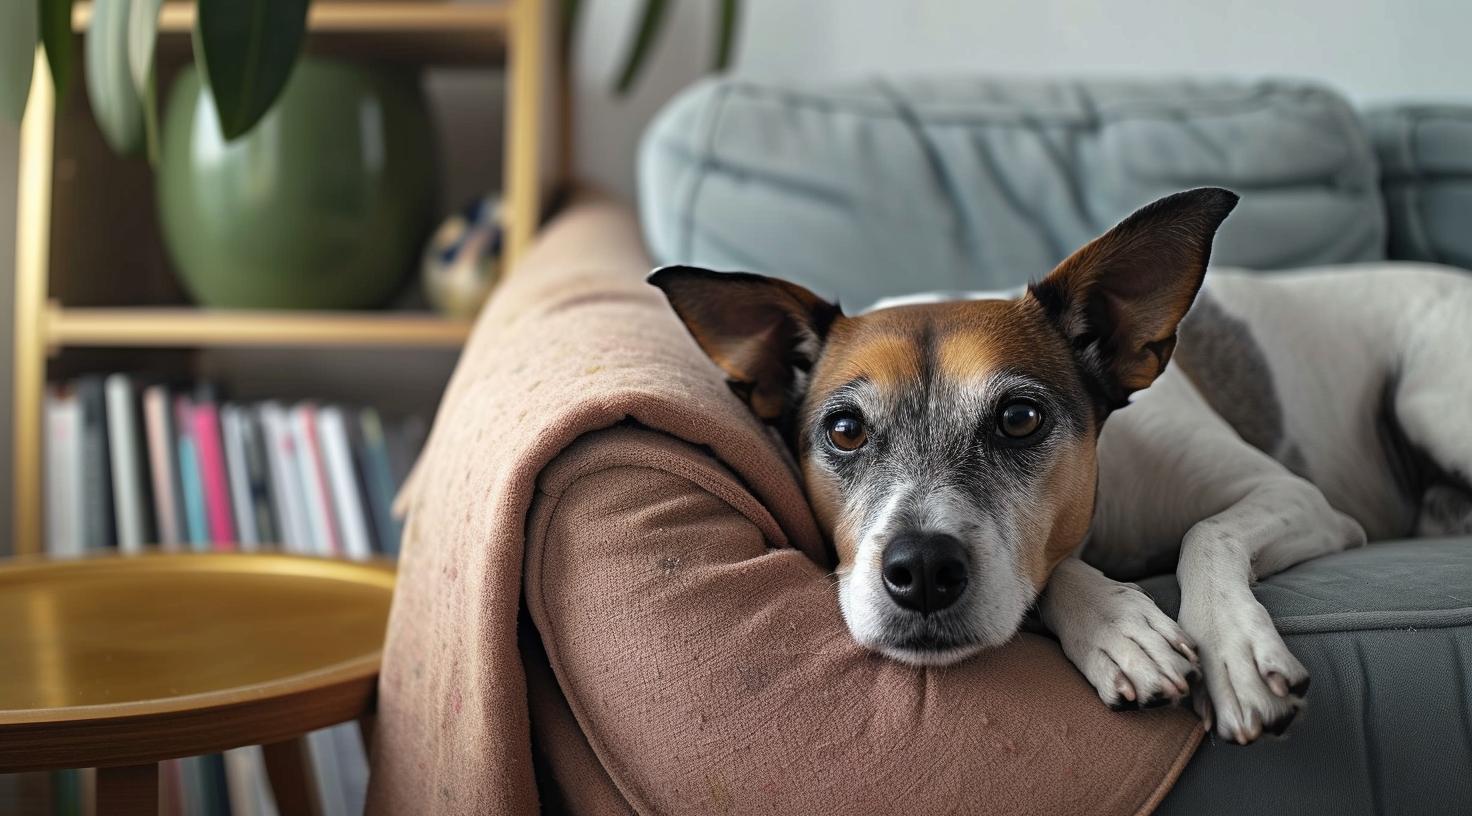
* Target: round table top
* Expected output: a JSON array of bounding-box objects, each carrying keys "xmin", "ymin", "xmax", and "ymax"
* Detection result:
[{"xmin": 0, "ymin": 552, "xmax": 395, "ymax": 772}]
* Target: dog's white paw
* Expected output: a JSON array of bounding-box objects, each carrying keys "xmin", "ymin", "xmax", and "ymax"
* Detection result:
[
  {"xmin": 1060, "ymin": 584, "xmax": 1201, "ymax": 710},
  {"xmin": 1182, "ymin": 601, "xmax": 1308, "ymax": 744}
]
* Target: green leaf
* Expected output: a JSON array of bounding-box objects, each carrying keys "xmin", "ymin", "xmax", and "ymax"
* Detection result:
[
  {"xmin": 712, "ymin": 0, "xmax": 739, "ymax": 72},
  {"xmin": 194, "ymin": 0, "xmax": 309, "ymax": 140},
  {"xmin": 614, "ymin": 0, "xmax": 670, "ymax": 96},
  {"xmin": 1, "ymin": 0, "xmax": 38, "ymax": 122},
  {"xmin": 127, "ymin": 0, "xmax": 163, "ymax": 97},
  {"xmin": 86, "ymin": 0, "xmax": 145, "ymax": 154},
  {"xmin": 40, "ymin": 0, "xmax": 75, "ymax": 100}
]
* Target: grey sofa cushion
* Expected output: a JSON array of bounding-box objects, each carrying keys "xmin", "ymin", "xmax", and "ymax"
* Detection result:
[
  {"xmin": 1138, "ymin": 538, "xmax": 1472, "ymax": 815},
  {"xmin": 1365, "ymin": 106, "xmax": 1472, "ymax": 270},
  {"xmin": 640, "ymin": 77, "xmax": 1387, "ymax": 308}
]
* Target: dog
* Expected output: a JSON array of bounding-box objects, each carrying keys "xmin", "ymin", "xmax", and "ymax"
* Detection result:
[{"xmin": 650, "ymin": 187, "xmax": 1472, "ymax": 745}]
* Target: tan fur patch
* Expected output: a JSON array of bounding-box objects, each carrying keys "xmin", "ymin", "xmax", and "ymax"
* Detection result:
[
  {"xmin": 937, "ymin": 333, "xmax": 1001, "ymax": 381},
  {"xmin": 817, "ymin": 333, "xmax": 922, "ymax": 392},
  {"xmin": 804, "ymin": 458, "xmax": 855, "ymax": 562},
  {"xmin": 1029, "ymin": 439, "xmax": 1098, "ymax": 588}
]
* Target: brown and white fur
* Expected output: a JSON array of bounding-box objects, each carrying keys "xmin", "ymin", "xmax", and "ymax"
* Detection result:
[{"xmin": 650, "ymin": 188, "xmax": 1472, "ymax": 745}]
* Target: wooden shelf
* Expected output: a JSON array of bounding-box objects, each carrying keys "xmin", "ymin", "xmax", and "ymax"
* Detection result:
[
  {"xmin": 46, "ymin": 305, "xmax": 473, "ymax": 350},
  {"xmin": 72, "ymin": 2, "xmax": 514, "ymax": 65}
]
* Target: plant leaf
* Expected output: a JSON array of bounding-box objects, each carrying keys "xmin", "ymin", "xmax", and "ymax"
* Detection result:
[
  {"xmin": 127, "ymin": 0, "xmax": 164, "ymax": 96},
  {"xmin": 86, "ymin": 0, "xmax": 145, "ymax": 154},
  {"xmin": 194, "ymin": 0, "xmax": 309, "ymax": 140},
  {"xmin": 1, "ymin": 0, "xmax": 38, "ymax": 122},
  {"xmin": 712, "ymin": 0, "xmax": 739, "ymax": 72},
  {"xmin": 614, "ymin": 0, "xmax": 670, "ymax": 96},
  {"xmin": 40, "ymin": 0, "xmax": 75, "ymax": 100}
]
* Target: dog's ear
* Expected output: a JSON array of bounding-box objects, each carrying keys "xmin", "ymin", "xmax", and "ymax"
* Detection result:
[
  {"xmin": 1028, "ymin": 187, "xmax": 1238, "ymax": 410},
  {"xmin": 650, "ymin": 265, "xmax": 841, "ymax": 422}
]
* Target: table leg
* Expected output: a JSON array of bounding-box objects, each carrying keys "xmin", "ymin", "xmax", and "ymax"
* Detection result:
[
  {"xmin": 96, "ymin": 763, "xmax": 158, "ymax": 816},
  {"xmin": 263, "ymin": 736, "xmax": 322, "ymax": 816}
]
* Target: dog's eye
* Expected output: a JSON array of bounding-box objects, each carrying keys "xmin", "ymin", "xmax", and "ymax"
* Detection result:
[
  {"xmin": 826, "ymin": 414, "xmax": 868, "ymax": 452},
  {"xmin": 997, "ymin": 401, "xmax": 1043, "ymax": 439}
]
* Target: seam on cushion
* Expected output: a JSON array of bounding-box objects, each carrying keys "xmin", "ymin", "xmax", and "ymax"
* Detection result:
[
  {"xmin": 871, "ymin": 78, "xmax": 987, "ymax": 273},
  {"xmin": 679, "ymin": 82, "xmax": 735, "ymax": 260},
  {"xmin": 651, "ymin": 135, "xmax": 853, "ymax": 208},
  {"xmin": 1132, "ymin": 724, "xmax": 1205, "ymax": 816},
  {"xmin": 716, "ymin": 80, "xmax": 1349, "ymax": 128},
  {"xmin": 1273, "ymin": 606, "xmax": 1472, "ymax": 635},
  {"xmin": 1354, "ymin": 641, "xmax": 1387, "ymax": 816},
  {"xmin": 1451, "ymin": 637, "xmax": 1472, "ymax": 773},
  {"xmin": 1404, "ymin": 112, "xmax": 1438, "ymax": 260},
  {"xmin": 527, "ymin": 460, "xmax": 790, "ymax": 816}
]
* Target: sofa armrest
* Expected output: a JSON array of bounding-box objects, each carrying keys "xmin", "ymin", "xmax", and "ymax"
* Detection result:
[{"xmin": 526, "ymin": 426, "xmax": 1199, "ymax": 816}]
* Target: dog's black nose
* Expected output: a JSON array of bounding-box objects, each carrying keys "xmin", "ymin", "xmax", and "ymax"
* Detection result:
[{"xmin": 881, "ymin": 534, "xmax": 970, "ymax": 615}]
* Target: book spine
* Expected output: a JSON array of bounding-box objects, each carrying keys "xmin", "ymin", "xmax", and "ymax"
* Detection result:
[
  {"xmin": 175, "ymin": 397, "xmax": 210, "ymax": 551},
  {"xmin": 260, "ymin": 403, "xmax": 312, "ymax": 554},
  {"xmin": 292, "ymin": 404, "xmax": 342, "ymax": 556},
  {"xmin": 318, "ymin": 406, "xmax": 375, "ymax": 560},
  {"xmin": 357, "ymin": 408, "xmax": 403, "ymax": 557},
  {"xmin": 143, "ymin": 386, "xmax": 184, "ymax": 550},
  {"xmin": 192, "ymin": 400, "xmax": 238, "ymax": 549},
  {"xmin": 105, "ymin": 374, "xmax": 151, "ymax": 553},
  {"xmin": 45, "ymin": 388, "xmax": 83, "ymax": 557},
  {"xmin": 240, "ymin": 410, "xmax": 280, "ymax": 547},
  {"xmin": 221, "ymin": 406, "xmax": 259, "ymax": 549},
  {"xmin": 76, "ymin": 377, "xmax": 116, "ymax": 551}
]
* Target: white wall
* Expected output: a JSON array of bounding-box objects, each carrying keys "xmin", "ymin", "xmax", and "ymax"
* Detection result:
[{"xmin": 572, "ymin": 0, "xmax": 1472, "ymax": 200}]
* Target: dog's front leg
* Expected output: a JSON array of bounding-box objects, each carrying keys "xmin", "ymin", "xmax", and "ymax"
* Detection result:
[
  {"xmin": 1040, "ymin": 557, "xmax": 1200, "ymax": 710},
  {"xmin": 1176, "ymin": 476, "xmax": 1366, "ymax": 744}
]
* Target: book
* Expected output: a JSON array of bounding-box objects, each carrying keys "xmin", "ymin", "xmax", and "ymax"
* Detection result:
[
  {"xmin": 192, "ymin": 395, "xmax": 238, "ymax": 549},
  {"xmin": 221, "ymin": 406, "xmax": 259, "ymax": 549},
  {"xmin": 143, "ymin": 385, "xmax": 187, "ymax": 550},
  {"xmin": 175, "ymin": 396, "xmax": 210, "ymax": 551},
  {"xmin": 260, "ymin": 402, "xmax": 313, "ymax": 554},
  {"xmin": 291, "ymin": 403, "xmax": 341, "ymax": 556},
  {"xmin": 384, "ymin": 413, "xmax": 429, "ymax": 489},
  {"xmin": 105, "ymin": 374, "xmax": 153, "ymax": 553},
  {"xmin": 239, "ymin": 409, "xmax": 281, "ymax": 547},
  {"xmin": 45, "ymin": 388, "xmax": 84, "ymax": 558},
  {"xmin": 355, "ymin": 407, "xmax": 403, "ymax": 557},
  {"xmin": 223, "ymin": 746, "xmax": 272, "ymax": 816},
  {"xmin": 317, "ymin": 406, "xmax": 375, "ymax": 560},
  {"xmin": 75, "ymin": 376, "xmax": 116, "ymax": 551}
]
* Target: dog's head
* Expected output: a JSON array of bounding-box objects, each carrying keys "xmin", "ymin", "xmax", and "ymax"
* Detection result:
[{"xmin": 651, "ymin": 188, "xmax": 1237, "ymax": 664}]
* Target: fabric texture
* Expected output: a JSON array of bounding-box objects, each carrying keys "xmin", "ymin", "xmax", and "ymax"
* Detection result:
[
  {"xmin": 1140, "ymin": 538, "xmax": 1472, "ymax": 815},
  {"xmin": 367, "ymin": 194, "xmax": 1202, "ymax": 814},
  {"xmin": 1365, "ymin": 105, "xmax": 1472, "ymax": 270},
  {"xmin": 639, "ymin": 76, "xmax": 1386, "ymax": 309}
]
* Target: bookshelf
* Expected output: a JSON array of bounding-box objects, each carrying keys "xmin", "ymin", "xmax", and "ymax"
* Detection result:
[{"xmin": 11, "ymin": 0, "xmax": 561, "ymax": 555}]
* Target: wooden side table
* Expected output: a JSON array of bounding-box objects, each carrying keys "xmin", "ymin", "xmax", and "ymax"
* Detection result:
[{"xmin": 0, "ymin": 553, "xmax": 395, "ymax": 815}]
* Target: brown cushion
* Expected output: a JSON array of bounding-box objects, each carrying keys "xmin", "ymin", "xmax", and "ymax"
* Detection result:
[
  {"xmin": 526, "ymin": 425, "xmax": 1200, "ymax": 815},
  {"xmin": 369, "ymin": 193, "xmax": 1201, "ymax": 815}
]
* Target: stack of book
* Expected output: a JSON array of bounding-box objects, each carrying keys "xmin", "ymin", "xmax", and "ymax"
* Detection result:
[{"xmin": 43, "ymin": 374, "xmax": 427, "ymax": 559}]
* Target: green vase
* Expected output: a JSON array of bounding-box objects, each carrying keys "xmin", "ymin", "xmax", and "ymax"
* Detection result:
[{"xmin": 157, "ymin": 60, "xmax": 438, "ymax": 309}]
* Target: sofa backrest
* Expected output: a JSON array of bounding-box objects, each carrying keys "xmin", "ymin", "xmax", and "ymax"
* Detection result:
[{"xmin": 639, "ymin": 76, "xmax": 1388, "ymax": 308}]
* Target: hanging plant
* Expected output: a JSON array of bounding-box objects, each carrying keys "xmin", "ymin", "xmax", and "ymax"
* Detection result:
[{"xmin": 2, "ymin": 0, "xmax": 310, "ymax": 160}]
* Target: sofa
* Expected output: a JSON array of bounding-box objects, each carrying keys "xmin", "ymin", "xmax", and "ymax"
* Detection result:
[{"xmin": 369, "ymin": 77, "xmax": 1472, "ymax": 814}]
